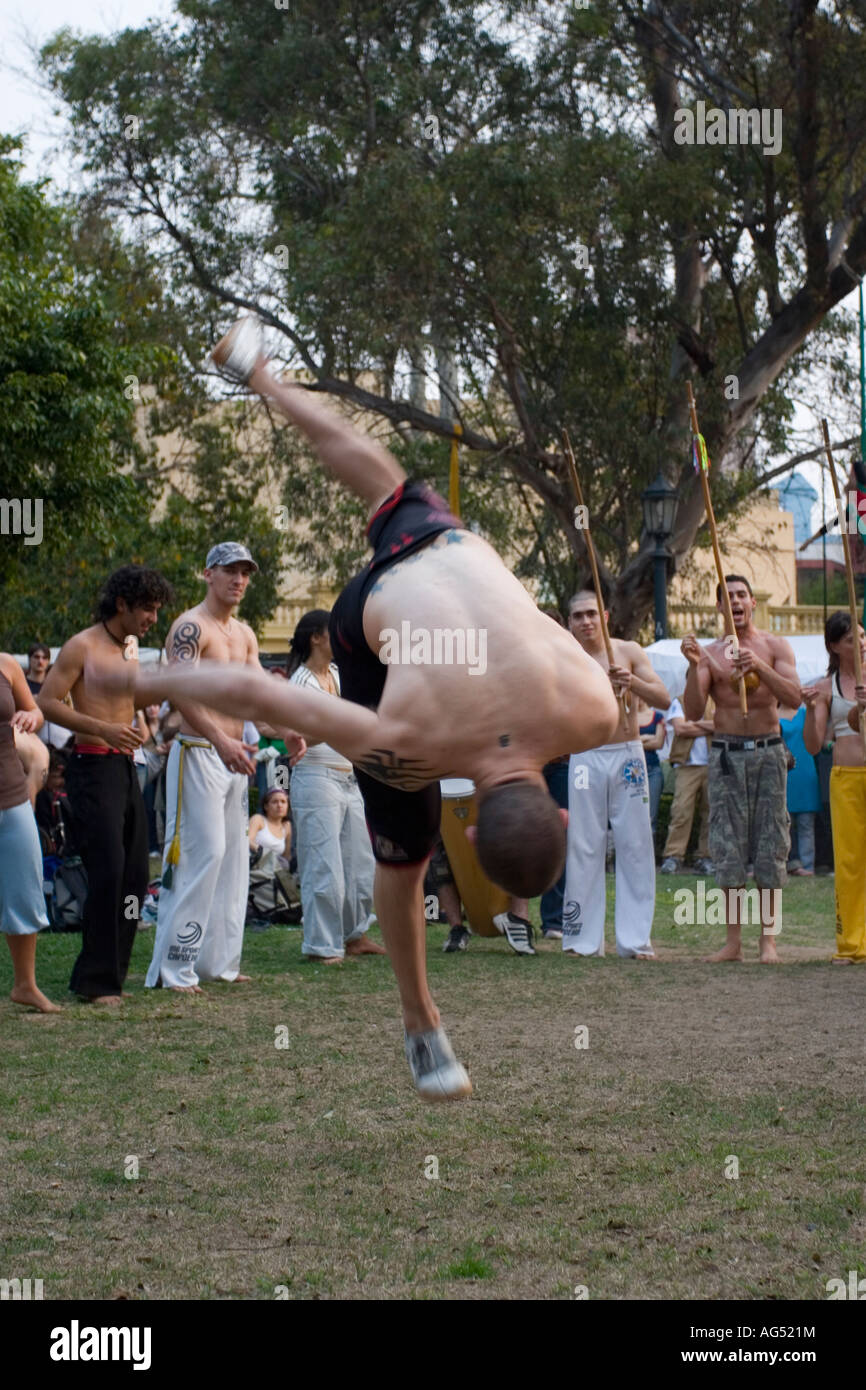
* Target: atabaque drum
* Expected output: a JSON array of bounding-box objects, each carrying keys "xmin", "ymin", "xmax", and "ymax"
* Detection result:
[{"xmin": 439, "ymin": 778, "xmax": 509, "ymax": 937}]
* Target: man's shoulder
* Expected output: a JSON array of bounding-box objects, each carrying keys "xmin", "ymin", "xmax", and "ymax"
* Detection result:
[
  {"xmin": 613, "ymin": 636, "xmax": 641, "ymax": 661},
  {"xmin": 759, "ymin": 628, "xmax": 795, "ymax": 660},
  {"xmin": 60, "ymin": 627, "xmax": 98, "ymax": 656},
  {"xmin": 169, "ymin": 605, "xmax": 205, "ymax": 632}
]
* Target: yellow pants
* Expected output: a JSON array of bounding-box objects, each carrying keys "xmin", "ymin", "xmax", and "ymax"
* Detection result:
[{"xmin": 829, "ymin": 767, "xmax": 866, "ymax": 960}]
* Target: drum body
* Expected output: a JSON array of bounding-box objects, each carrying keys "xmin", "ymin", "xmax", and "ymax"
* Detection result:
[{"xmin": 439, "ymin": 779, "xmax": 509, "ymax": 937}]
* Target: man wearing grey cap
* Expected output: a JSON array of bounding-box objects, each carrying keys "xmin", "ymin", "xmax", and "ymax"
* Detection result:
[{"xmin": 145, "ymin": 544, "xmax": 304, "ymax": 993}]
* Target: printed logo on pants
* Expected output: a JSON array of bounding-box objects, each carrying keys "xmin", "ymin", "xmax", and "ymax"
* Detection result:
[
  {"xmin": 168, "ymin": 920, "xmax": 203, "ymax": 964},
  {"xmin": 621, "ymin": 757, "xmax": 648, "ymax": 800},
  {"xmin": 563, "ymin": 900, "xmax": 582, "ymax": 938},
  {"xmin": 373, "ymin": 834, "xmax": 408, "ymax": 861}
]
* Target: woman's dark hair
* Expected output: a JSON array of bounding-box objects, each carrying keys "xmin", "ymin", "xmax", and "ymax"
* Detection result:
[
  {"xmin": 94, "ymin": 566, "xmax": 175, "ymax": 622},
  {"xmin": 825, "ymin": 610, "xmax": 853, "ymax": 675},
  {"xmin": 261, "ymin": 787, "xmax": 291, "ymax": 821},
  {"xmin": 287, "ymin": 609, "xmax": 331, "ymax": 676},
  {"xmin": 27, "ymin": 642, "xmax": 50, "ymax": 662}
]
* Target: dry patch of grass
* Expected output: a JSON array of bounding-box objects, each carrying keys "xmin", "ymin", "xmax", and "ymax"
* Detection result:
[{"xmin": 1, "ymin": 875, "xmax": 862, "ymax": 1300}]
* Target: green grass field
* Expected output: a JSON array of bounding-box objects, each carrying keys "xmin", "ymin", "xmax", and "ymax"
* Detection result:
[{"xmin": 2, "ymin": 873, "xmax": 864, "ymax": 1301}]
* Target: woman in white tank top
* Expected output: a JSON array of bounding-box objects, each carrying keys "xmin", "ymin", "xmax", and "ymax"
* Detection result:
[
  {"xmin": 802, "ymin": 611, "xmax": 866, "ymax": 961},
  {"xmin": 248, "ymin": 787, "xmax": 291, "ymax": 868}
]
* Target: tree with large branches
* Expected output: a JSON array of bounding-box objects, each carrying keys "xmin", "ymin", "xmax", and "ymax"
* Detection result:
[{"xmin": 40, "ymin": 0, "xmax": 866, "ymax": 632}]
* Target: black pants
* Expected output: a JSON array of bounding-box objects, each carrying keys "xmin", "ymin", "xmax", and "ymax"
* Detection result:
[
  {"xmin": 329, "ymin": 479, "xmax": 461, "ymax": 864},
  {"xmin": 66, "ymin": 753, "xmax": 148, "ymax": 998}
]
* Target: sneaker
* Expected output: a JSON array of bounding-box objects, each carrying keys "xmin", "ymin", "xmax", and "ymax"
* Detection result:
[
  {"xmin": 542, "ymin": 928, "xmax": 563, "ymax": 940},
  {"xmin": 692, "ymin": 857, "xmax": 714, "ymax": 876},
  {"xmin": 404, "ymin": 1026, "xmax": 472, "ymax": 1101},
  {"xmin": 493, "ymin": 911, "xmax": 536, "ymax": 955},
  {"xmin": 659, "ymin": 857, "xmax": 681, "ymax": 874},
  {"xmin": 443, "ymin": 925, "xmax": 470, "ymax": 953},
  {"xmin": 210, "ymin": 315, "xmax": 263, "ymax": 384}
]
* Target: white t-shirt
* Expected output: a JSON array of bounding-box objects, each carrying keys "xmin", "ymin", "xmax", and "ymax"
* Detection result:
[
  {"xmin": 663, "ymin": 698, "xmax": 708, "ymax": 767},
  {"xmin": 289, "ymin": 665, "xmax": 352, "ymax": 771}
]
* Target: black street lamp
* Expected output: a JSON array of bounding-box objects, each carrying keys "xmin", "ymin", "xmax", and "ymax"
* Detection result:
[{"xmin": 641, "ymin": 473, "xmax": 679, "ymax": 642}]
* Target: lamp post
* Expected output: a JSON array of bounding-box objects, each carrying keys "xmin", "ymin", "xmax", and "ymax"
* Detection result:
[{"xmin": 641, "ymin": 473, "xmax": 679, "ymax": 642}]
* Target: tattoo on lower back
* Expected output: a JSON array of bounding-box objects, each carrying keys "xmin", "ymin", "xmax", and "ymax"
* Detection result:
[
  {"xmin": 170, "ymin": 621, "xmax": 202, "ymax": 663},
  {"xmin": 353, "ymin": 748, "xmax": 436, "ymax": 791}
]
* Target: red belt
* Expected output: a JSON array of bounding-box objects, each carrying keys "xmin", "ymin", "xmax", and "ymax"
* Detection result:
[{"xmin": 74, "ymin": 744, "xmax": 132, "ymax": 758}]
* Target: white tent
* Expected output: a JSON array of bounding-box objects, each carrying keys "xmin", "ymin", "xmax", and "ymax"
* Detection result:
[{"xmin": 645, "ymin": 635, "xmax": 829, "ymax": 701}]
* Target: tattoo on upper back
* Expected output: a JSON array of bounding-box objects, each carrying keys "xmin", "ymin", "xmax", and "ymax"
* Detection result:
[
  {"xmin": 170, "ymin": 621, "xmax": 202, "ymax": 663},
  {"xmin": 353, "ymin": 748, "xmax": 436, "ymax": 791}
]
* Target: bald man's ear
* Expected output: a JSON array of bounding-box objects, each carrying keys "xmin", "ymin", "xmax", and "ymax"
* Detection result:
[{"xmin": 465, "ymin": 825, "xmax": 478, "ymax": 846}]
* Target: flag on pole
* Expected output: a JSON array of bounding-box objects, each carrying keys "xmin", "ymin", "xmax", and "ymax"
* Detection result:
[{"xmin": 692, "ymin": 433, "xmax": 710, "ymax": 474}]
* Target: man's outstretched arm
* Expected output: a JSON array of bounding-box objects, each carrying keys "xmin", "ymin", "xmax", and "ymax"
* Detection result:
[{"xmin": 132, "ymin": 661, "xmax": 379, "ymax": 766}]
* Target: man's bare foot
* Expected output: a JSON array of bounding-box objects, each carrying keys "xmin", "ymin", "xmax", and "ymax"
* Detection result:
[
  {"xmin": 345, "ymin": 936, "xmax": 386, "ymax": 956},
  {"xmin": 231, "ymin": 973, "xmax": 253, "ymax": 983},
  {"xmin": 304, "ymin": 955, "xmax": 343, "ymax": 966},
  {"xmin": 704, "ymin": 946, "xmax": 743, "ymax": 963},
  {"xmin": 758, "ymin": 940, "xmax": 781, "ymax": 964},
  {"xmin": 634, "ymin": 951, "xmax": 656, "ymax": 961},
  {"xmin": 10, "ymin": 984, "xmax": 62, "ymax": 1013},
  {"xmin": 831, "ymin": 955, "xmax": 854, "ymax": 965},
  {"xmin": 92, "ymin": 994, "xmax": 123, "ymax": 1006},
  {"xmin": 169, "ymin": 984, "xmax": 204, "ymax": 994}
]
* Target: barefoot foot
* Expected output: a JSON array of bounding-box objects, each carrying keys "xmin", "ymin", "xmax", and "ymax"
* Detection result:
[
  {"xmin": 758, "ymin": 942, "xmax": 781, "ymax": 964},
  {"xmin": 10, "ymin": 984, "xmax": 62, "ymax": 1013},
  {"xmin": 168, "ymin": 985, "xmax": 204, "ymax": 994},
  {"xmin": 231, "ymin": 973, "xmax": 253, "ymax": 983},
  {"xmin": 704, "ymin": 946, "xmax": 743, "ymax": 963},
  {"xmin": 303, "ymin": 955, "xmax": 343, "ymax": 966},
  {"xmin": 345, "ymin": 936, "xmax": 386, "ymax": 956}
]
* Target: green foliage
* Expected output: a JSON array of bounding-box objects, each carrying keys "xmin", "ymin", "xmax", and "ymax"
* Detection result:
[
  {"xmin": 0, "ymin": 141, "xmax": 290, "ymax": 650},
  {"xmin": 29, "ymin": 2, "xmax": 866, "ymax": 631},
  {"xmin": 0, "ymin": 139, "xmax": 153, "ymax": 580},
  {"xmin": 797, "ymin": 568, "xmax": 862, "ymax": 609}
]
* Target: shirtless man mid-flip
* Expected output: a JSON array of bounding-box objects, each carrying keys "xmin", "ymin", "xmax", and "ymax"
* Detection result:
[
  {"xmin": 681, "ymin": 575, "xmax": 801, "ymax": 962},
  {"xmin": 124, "ymin": 316, "xmax": 619, "ymax": 1098}
]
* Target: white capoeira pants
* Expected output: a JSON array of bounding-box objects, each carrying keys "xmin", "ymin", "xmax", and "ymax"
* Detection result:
[
  {"xmin": 146, "ymin": 738, "xmax": 249, "ymax": 989},
  {"xmin": 563, "ymin": 740, "xmax": 655, "ymax": 957}
]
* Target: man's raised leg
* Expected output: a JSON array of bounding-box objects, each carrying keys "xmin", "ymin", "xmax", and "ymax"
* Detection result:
[{"xmin": 212, "ymin": 317, "xmax": 404, "ymax": 509}]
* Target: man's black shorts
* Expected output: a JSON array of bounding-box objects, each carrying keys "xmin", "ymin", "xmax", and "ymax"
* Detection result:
[{"xmin": 329, "ymin": 479, "xmax": 463, "ymax": 866}]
